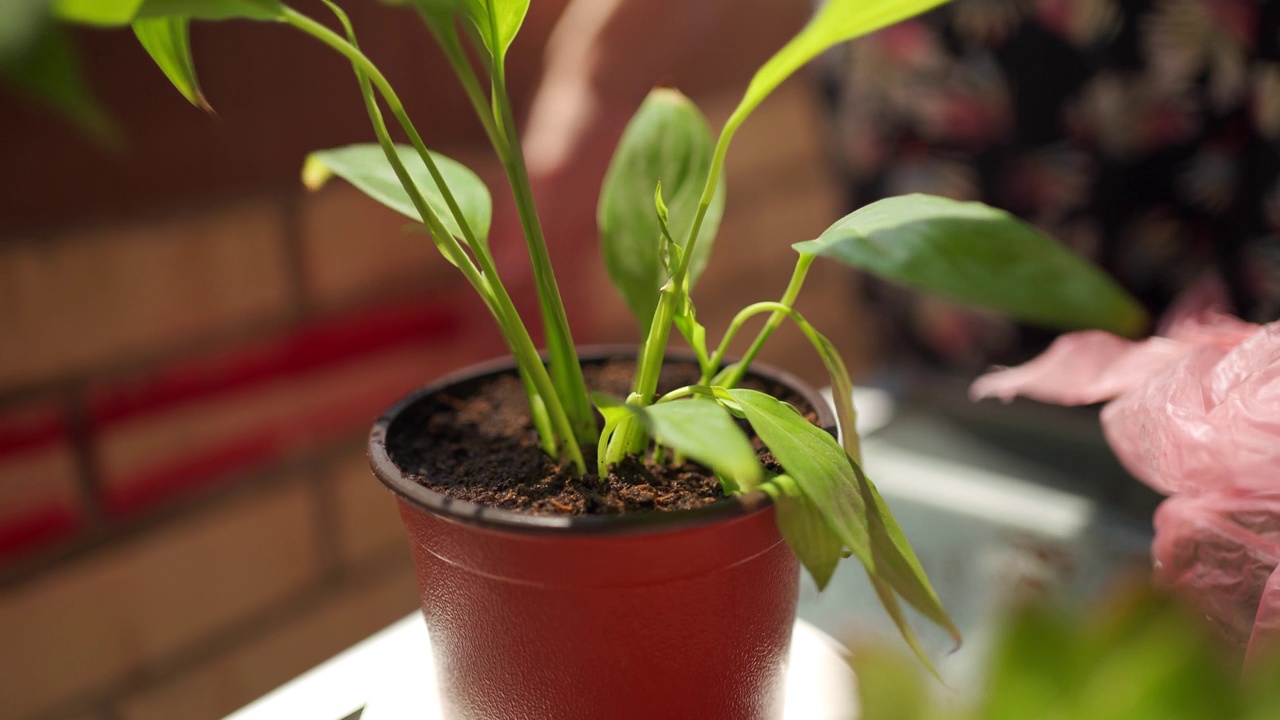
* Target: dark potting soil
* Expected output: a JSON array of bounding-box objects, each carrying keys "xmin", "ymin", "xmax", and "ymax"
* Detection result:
[{"xmin": 386, "ymin": 359, "xmax": 816, "ymax": 516}]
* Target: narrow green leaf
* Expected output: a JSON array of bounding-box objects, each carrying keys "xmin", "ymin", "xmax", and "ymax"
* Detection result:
[
  {"xmin": 868, "ymin": 573, "xmax": 942, "ymax": 680},
  {"xmin": 730, "ymin": 0, "xmax": 948, "ymax": 133},
  {"xmin": 729, "ymin": 389, "xmax": 957, "ymax": 653},
  {"xmin": 795, "ymin": 194, "xmax": 1149, "ymax": 336},
  {"xmin": 303, "ymin": 143, "xmax": 492, "ymax": 246},
  {"xmin": 133, "ymin": 16, "xmax": 208, "ymax": 110},
  {"xmin": 857, "ymin": 461, "xmax": 961, "ymax": 645},
  {"xmin": 599, "ymin": 88, "xmax": 724, "ymax": 329},
  {"xmin": 134, "ymin": 0, "xmax": 286, "ymax": 21},
  {"xmin": 53, "ymin": 0, "xmax": 145, "ymax": 26},
  {"xmin": 728, "ymin": 389, "xmax": 873, "ymax": 564},
  {"xmin": 0, "ymin": 19, "xmax": 118, "ymax": 145},
  {"xmin": 1, "ymin": 1, "xmax": 47, "ymax": 64},
  {"xmin": 761, "ymin": 475, "xmax": 842, "ymax": 590}
]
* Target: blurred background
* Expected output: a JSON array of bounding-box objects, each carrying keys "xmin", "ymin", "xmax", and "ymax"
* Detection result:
[{"xmin": 0, "ymin": 1, "xmax": 882, "ymax": 718}]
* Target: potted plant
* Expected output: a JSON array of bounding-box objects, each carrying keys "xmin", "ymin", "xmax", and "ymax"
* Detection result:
[{"xmin": 38, "ymin": 0, "xmax": 1148, "ymax": 716}]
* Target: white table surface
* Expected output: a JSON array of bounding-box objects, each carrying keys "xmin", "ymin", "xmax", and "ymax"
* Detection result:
[{"xmin": 225, "ymin": 614, "xmax": 859, "ymax": 720}]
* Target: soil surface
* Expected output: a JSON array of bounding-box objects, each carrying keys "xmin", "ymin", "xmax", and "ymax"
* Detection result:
[{"xmin": 386, "ymin": 359, "xmax": 817, "ymax": 516}]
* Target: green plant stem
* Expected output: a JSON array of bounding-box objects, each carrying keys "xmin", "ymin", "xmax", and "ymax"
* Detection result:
[
  {"xmin": 709, "ymin": 300, "xmax": 862, "ymax": 463},
  {"xmin": 489, "ymin": 64, "xmax": 597, "ymax": 448},
  {"xmin": 282, "ymin": 6, "xmax": 586, "ymax": 472},
  {"xmin": 625, "ymin": 117, "xmax": 741, "ymax": 414},
  {"xmin": 708, "ymin": 253, "xmax": 814, "ymax": 387},
  {"xmin": 420, "ymin": 12, "xmax": 506, "ymax": 167}
]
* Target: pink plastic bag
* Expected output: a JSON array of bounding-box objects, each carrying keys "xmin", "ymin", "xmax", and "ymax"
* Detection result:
[{"xmin": 971, "ymin": 283, "xmax": 1280, "ymax": 663}]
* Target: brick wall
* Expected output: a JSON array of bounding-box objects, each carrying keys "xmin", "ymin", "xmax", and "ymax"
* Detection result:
[{"xmin": 0, "ymin": 2, "xmax": 867, "ymax": 718}]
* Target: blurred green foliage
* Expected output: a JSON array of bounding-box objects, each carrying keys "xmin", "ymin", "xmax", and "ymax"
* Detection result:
[{"xmin": 851, "ymin": 586, "xmax": 1280, "ymax": 720}]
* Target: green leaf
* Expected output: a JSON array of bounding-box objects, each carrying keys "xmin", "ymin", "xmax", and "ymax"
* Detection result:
[
  {"xmin": 727, "ymin": 0, "xmax": 949, "ymax": 136},
  {"xmin": 53, "ymin": 0, "xmax": 145, "ymax": 26},
  {"xmin": 857, "ymin": 460, "xmax": 960, "ymax": 646},
  {"xmin": 794, "ymin": 194, "xmax": 1149, "ymax": 336},
  {"xmin": 303, "ymin": 143, "xmax": 492, "ymax": 246},
  {"xmin": 599, "ymin": 395, "xmax": 762, "ymax": 491},
  {"xmin": 0, "ymin": 18, "xmax": 118, "ymax": 145},
  {"xmin": 644, "ymin": 399, "xmax": 762, "ymax": 491},
  {"xmin": 761, "ymin": 475, "xmax": 842, "ymax": 590},
  {"xmin": 729, "ymin": 389, "xmax": 873, "ymax": 561},
  {"xmin": 134, "ymin": 0, "xmax": 286, "ymax": 21},
  {"xmin": 460, "ymin": 0, "xmax": 527, "ymax": 62},
  {"xmin": 599, "ymin": 88, "xmax": 724, "ymax": 329},
  {"xmin": 132, "ymin": 16, "xmax": 208, "ymax": 110},
  {"xmin": 728, "ymin": 389, "xmax": 957, "ymax": 655}
]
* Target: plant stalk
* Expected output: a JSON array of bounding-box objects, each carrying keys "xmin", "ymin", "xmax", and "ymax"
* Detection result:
[
  {"xmin": 282, "ymin": 6, "xmax": 586, "ymax": 471},
  {"xmin": 708, "ymin": 253, "xmax": 814, "ymax": 387}
]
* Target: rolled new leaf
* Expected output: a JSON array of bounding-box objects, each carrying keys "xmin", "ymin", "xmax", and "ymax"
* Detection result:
[
  {"xmin": 303, "ymin": 143, "xmax": 492, "ymax": 246},
  {"xmin": 794, "ymin": 194, "xmax": 1149, "ymax": 337}
]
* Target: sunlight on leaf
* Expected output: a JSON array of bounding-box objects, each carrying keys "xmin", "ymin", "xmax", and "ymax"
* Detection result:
[
  {"xmin": 304, "ymin": 143, "xmax": 492, "ymax": 246},
  {"xmin": 600, "ymin": 89, "xmax": 723, "ymax": 329},
  {"xmin": 134, "ymin": 0, "xmax": 286, "ymax": 21},
  {"xmin": 795, "ymin": 194, "xmax": 1149, "ymax": 336},
  {"xmin": 53, "ymin": 0, "xmax": 145, "ymax": 26}
]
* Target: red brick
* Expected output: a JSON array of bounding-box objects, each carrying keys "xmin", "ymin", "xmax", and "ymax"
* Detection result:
[
  {"xmin": 98, "ymin": 337, "xmax": 486, "ymax": 516},
  {"xmin": 326, "ymin": 447, "xmax": 411, "ymax": 566},
  {"xmin": 0, "ymin": 479, "xmax": 318, "ymax": 720},
  {"xmin": 0, "ymin": 200, "xmax": 293, "ymax": 390},
  {"xmin": 0, "ymin": 400, "xmax": 84, "ymax": 562}
]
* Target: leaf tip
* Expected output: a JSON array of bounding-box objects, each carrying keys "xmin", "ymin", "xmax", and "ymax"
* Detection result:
[{"xmin": 300, "ymin": 155, "xmax": 332, "ymax": 191}]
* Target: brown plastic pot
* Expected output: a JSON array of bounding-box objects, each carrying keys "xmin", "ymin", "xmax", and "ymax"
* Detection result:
[{"xmin": 368, "ymin": 349, "xmax": 834, "ymax": 720}]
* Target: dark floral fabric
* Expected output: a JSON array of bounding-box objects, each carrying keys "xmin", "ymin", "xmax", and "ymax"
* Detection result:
[{"xmin": 821, "ymin": 0, "xmax": 1280, "ymax": 370}]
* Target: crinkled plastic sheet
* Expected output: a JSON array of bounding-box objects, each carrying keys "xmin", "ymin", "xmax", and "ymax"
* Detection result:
[{"xmin": 971, "ymin": 287, "xmax": 1280, "ymax": 663}]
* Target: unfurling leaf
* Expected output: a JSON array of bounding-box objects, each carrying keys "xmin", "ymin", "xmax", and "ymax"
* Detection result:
[
  {"xmin": 133, "ymin": 16, "xmax": 208, "ymax": 110},
  {"xmin": 460, "ymin": 0, "xmax": 528, "ymax": 62},
  {"xmin": 673, "ymin": 295, "xmax": 710, "ymax": 374},
  {"xmin": 795, "ymin": 194, "xmax": 1148, "ymax": 336},
  {"xmin": 303, "ymin": 143, "xmax": 492, "ymax": 246},
  {"xmin": 761, "ymin": 475, "xmax": 842, "ymax": 590},
  {"xmin": 599, "ymin": 88, "xmax": 724, "ymax": 329}
]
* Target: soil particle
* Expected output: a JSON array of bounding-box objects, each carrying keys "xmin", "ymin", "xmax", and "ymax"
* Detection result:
[{"xmin": 386, "ymin": 359, "xmax": 814, "ymax": 516}]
